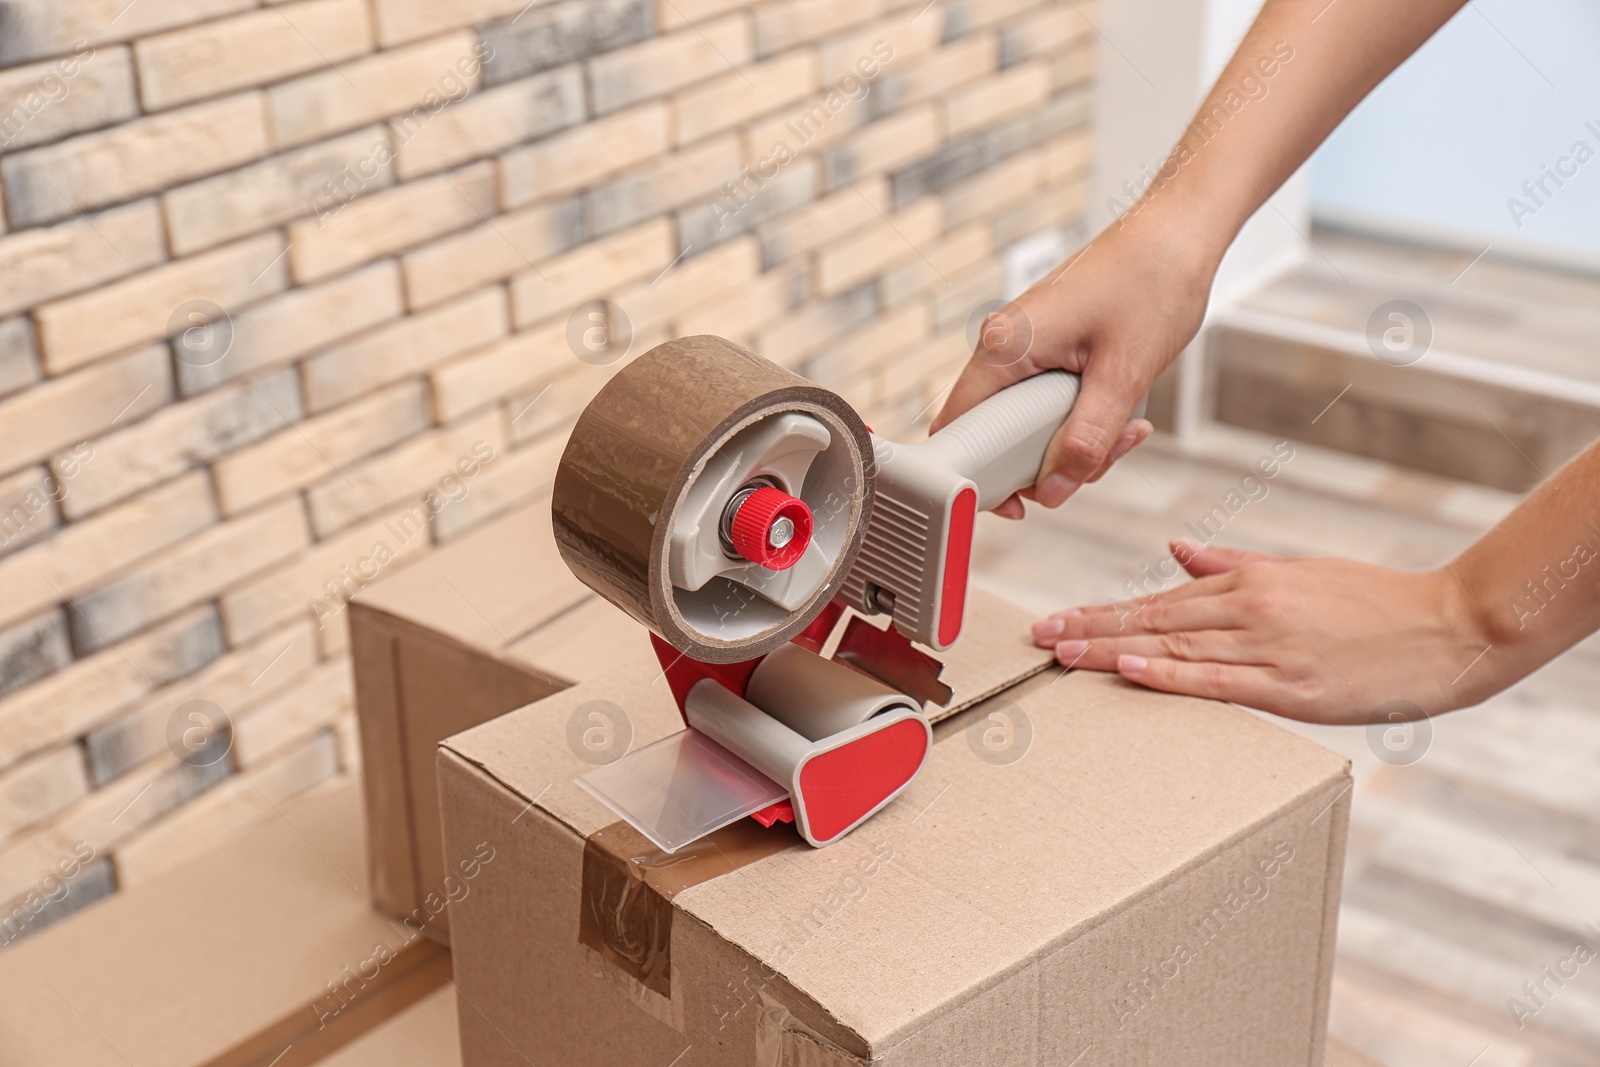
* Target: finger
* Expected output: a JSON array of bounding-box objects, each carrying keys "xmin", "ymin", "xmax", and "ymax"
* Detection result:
[
  {"xmin": 993, "ymin": 493, "xmax": 1025, "ymax": 520},
  {"xmin": 1085, "ymin": 419, "xmax": 1154, "ymax": 484},
  {"xmin": 1114, "ymin": 654, "xmax": 1280, "ymax": 707},
  {"xmin": 1034, "ymin": 354, "xmax": 1147, "ymax": 504},
  {"xmin": 930, "ymin": 306, "xmax": 1067, "ymax": 433},
  {"xmin": 1049, "ymin": 630, "xmax": 1267, "ymax": 670},
  {"xmin": 1171, "ymin": 539, "xmax": 1281, "ymax": 578},
  {"xmin": 1044, "ymin": 570, "xmax": 1241, "ymax": 624},
  {"xmin": 1032, "ymin": 591, "xmax": 1244, "ymax": 643}
]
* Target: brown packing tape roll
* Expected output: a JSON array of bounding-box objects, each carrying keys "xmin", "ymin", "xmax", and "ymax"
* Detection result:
[
  {"xmin": 578, "ymin": 820, "xmax": 800, "ymax": 997},
  {"xmin": 552, "ymin": 336, "xmax": 874, "ymax": 663}
]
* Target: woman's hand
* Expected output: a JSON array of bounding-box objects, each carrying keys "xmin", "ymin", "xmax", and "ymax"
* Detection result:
[
  {"xmin": 930, "ymin": 208, "xmax": 1216, "ymax": 518},
  {"xmin": 1031, "ymin": 540, "xmax": 1497, "ymax": 724}
]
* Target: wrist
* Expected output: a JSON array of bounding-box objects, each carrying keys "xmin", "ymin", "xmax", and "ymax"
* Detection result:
[
  {"xmin": 1120, "ymin": 186, "xmax": 1229, "ymax": 289},
  {"xmin": 1433, "ymin": 559, "xmax": 1509, "ymax": 699}
]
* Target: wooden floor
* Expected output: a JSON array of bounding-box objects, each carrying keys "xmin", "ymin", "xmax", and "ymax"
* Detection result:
[{"xmin": 970, "ymin": 425, "xmax": 1600, "ymax": 1067}]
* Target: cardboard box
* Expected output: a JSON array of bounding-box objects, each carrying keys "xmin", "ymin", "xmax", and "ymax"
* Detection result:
[
  {"xmin": 437, "ymin": 591, "xmax": 1351, "ymax": 1066},
  {"xmin": 318, "ymin": 986, "xmax": 460, "ymax": 1067},
  {"xmin": 0, "ymin": 781, "xmax": 452, "ymax": 1067},
  {"xmin": 351, "ymin": 498, "xmax": 655, "ymax": 939}
]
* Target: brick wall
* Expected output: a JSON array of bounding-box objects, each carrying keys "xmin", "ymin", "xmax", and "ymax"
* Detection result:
[{"xmin": 0, "ymin": 0, "xmax": 1094, "ymax": 940}]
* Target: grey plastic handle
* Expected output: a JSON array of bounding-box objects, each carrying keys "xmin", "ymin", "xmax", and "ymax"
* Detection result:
[{"xmin": 916, "ymin": 371, "xmax": 1081, "ymax": 511}]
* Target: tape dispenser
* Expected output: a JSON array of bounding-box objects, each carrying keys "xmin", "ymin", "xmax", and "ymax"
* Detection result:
[{"xmin": 552, "ymin": 335, "xmax": 1078, "ymax": 851}]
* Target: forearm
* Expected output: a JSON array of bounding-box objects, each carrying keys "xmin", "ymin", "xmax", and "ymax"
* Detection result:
[
  {"xmin": 1450, "ymin": 439, "xmax": 1600, "ymax": 690},
  {"xmin": 1132, "ymin": 0, "xmax": 1470, "ymax": 266}
]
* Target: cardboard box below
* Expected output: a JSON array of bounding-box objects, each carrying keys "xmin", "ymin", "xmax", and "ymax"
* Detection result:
[
  {"xmin": 319, "ymin": 986, "xmax": 460, "ymax": 1067},
  {"xmin": 0, "ymin": 781, "xmax": 451, "ymax": 1067},
  {"xmin": 438, "ymin": 591, "xmax": 1352, "ymax": 1065},
  {"xmin": 351, "ymin": 498, "xmax": 655, "ymax": 939}
]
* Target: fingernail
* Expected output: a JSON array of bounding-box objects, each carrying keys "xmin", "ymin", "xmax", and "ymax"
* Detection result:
[
  {"xmin": 1038, "ymin": 473, "xmax": 1079, "ymax": 507},
  {"xmin": 1056, "ymin": 638, "xmax": 1089, "ymax": 663},
  {"xmin": 1032, "ymin": 618, "xmax": 1064, "ymax": 641},
  {"xmin": 1118, "ymin": 654, "xmax": 1148, "ymax": 673},
  {"xmin": 1056, "ymin": 607, "xmax": 1083, "ymax": 617},
  {"xmin": 1171, "ymin": 537, "xmax": 1204, "ymax": 562}
]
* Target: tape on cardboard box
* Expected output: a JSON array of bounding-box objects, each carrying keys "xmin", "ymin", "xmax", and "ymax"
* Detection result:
[{"xmin": 579, "ymin": 819, "xmax": 801, "ymax": 997}]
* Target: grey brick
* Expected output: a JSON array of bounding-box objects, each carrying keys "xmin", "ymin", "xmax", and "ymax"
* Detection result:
[
  {"xmin": 68, "ymin": 570, "xmax": 231, "ymax": 668},
  {"xmin": 0, "ymin": 466, "xmax": 60, "ymax": 556},
  {"xmin": 0, "ymin": 609, "xmax": 70, "ymax": 699},
  {"xmin": 0, "ymin": 856, "xmax": 117, "ymax": 949},
  {"xmin": 79, "ymin": 608, "xmax": 225, "ymax": 782},
  {"xmin": 676, "ymin": 158, "xmax": 817, "ymax": 257},
  {"xmin": 889, "ymin": 128, "xmax": 1003, "ymax": 209},
  {"xmin": 889, "ymin": 87, "xmax": 1091, "ymax": 209},
  {"xmin": 582, "ymin": 137, "xmax": 739, "ymax": 238},
  {"xmin": 0, "ymin": 317, "xmax": 39, "ymax": 400},
  {"xmin": 480, "ymin": 0, "xmax": 653, "ymax": 88},
  {"xmin": 58, "ymin": 366, "xmax": 304, "ymax": 519}
]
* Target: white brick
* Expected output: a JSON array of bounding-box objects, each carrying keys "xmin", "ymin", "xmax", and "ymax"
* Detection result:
[
  {"xmin": 0, "ymin": 201, "xmax": 164, "ymax": 319},
  {"xmin": 505, "ymin": 356, "xmax": 646, "ymax": 446},
  {"xmin": 584, "ymin": 134, "xmax": 741, "ymax": 236},
  {"xmin": 674, "ymin": 50, "xmax": 817, "ymax": 144},
  {"xmin": 214, "ymin": 380, "xmax": 429, "ymax": 516},
  {"xmin": 402, "ymin": 198, "xmax": 583, "ymax": 309},
  {"xmin": 221, "ymin": 504, "xmax": 432, "ymax": 643},
  {"xmin": 177, "ymin": 262, "xmax": 404, "ymax": 395},
  {"xmin": 0, "ymin": 94, "xmax": 269, "ymax": 227},
  {"xmin": 33, "ymin": 234, "xmax": 289, "ymax": 374},
  {"xmin": 613, "ymin": 236, "xmax": 759, "ymax": 334},
  {"xmin": 303, "ymin": 285, "xmax": 507, "ymax": 412},
  {"xmin": 0, "ymin": 319, "xmax": 37, "ymax": 400},
  {"xmin": 304, "ymin": 408, "xmax": 505, "ymax": 535},
  {"xmin": 499, "ymin": 102, "xmax": 670, "ymax": 208},
  {"xmin": 509, "ymin": 218, "xmax": 674, "ymax": 328},
  {"xmin": 816, "ymin": 196, "xmax": 941, "ymax": 295},
  {"xmin": 370, "ymin": 0, "xmax": 524, "ymax": 46},
  {"xmin": 233, "ymin": 660, "xmax": 352, "ymax": 766},
  {"xmin": 0, "ymin": 0, "xmax": 256, "ymax": 66},
  {"xmin": 288, "ymin": 161, "xmax": 494, "ymax": 282},
  {"xmin": 818, "ymin": 10, "xmax": 939, "ymax": 82},
  {"xmin": 136, "ymin": 0, "xmax": 372, "ymax": 110},
  {"xmin": 268, "ymin": 31, "xmax": 484, "ymax": 147},
  {"xmin": 164, "ymin": 126, "xmax": 393, "ymax": 256},
  {"xmin": 55, "ymin": 369, "xmax": 303, "ymax": 520},
  {"xmin": 432, "ymin": 434, "xmax": 565, "ymax": 541},
  {"xmin": 70, "ymin": 498, "xmax": 309, "ymax": 650},
  {"xmin": 753, "ymin": 0, "xmax": 887, "ymax": 56},
  {"xmin": 945, "ymin": 60, "xmax": 1051, "ymax": 138},
  {"xmin": 0, "ymin": 345, "xmax": 171, "ymax": 474},
  {"xmin": 677, "ymin": 259, "xmax": 808, "ymax": 340},
  {"xmin": 394, "ymin": 65, "xmax": 584, "ymax": 179},
  {"xmin": 0, "ymin": 605, "xmax": 232, "ymax": 768},
  {"xmin": 431, "ymin": 320, "xmax": 567, "ymax": 423},
  {"xmin": 590, "ymin": 17, "xmax": 752, "ymax": 114},
  {"xmin": 0, "ymin": 745, "xmax": 87, "ymax": 840},
  {"xmin": 0, "ymin": 473, "xmax": 214, "ymax": 634},
  {"xmin": 0, "ymin": 45, "xmax": 137, "ymax": 151},
  {"xmin": 0, "ymin": 467, "xmax": 60, "ymax": 557},
  {"xmin": 759, "ymin": 175, "xmax": 887, "ymax": 264},
  {"xmin": 73, "ymin": 619, "xmax": 318, "ymax": 798}
]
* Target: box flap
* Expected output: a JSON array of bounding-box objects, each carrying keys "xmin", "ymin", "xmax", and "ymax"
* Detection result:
[
  {"xmin": 353, "ymin": 498, "xmax": 590, "ymax": 658},
  {"xmin": 441, "ymin": 586, "xmax": 1055, "ymax": 838}
]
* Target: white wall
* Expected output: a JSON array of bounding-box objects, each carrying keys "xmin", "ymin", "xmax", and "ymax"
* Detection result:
[{"xmin": 1312, "ymin": 0, "xmax": 1600, "ymax": 263}]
